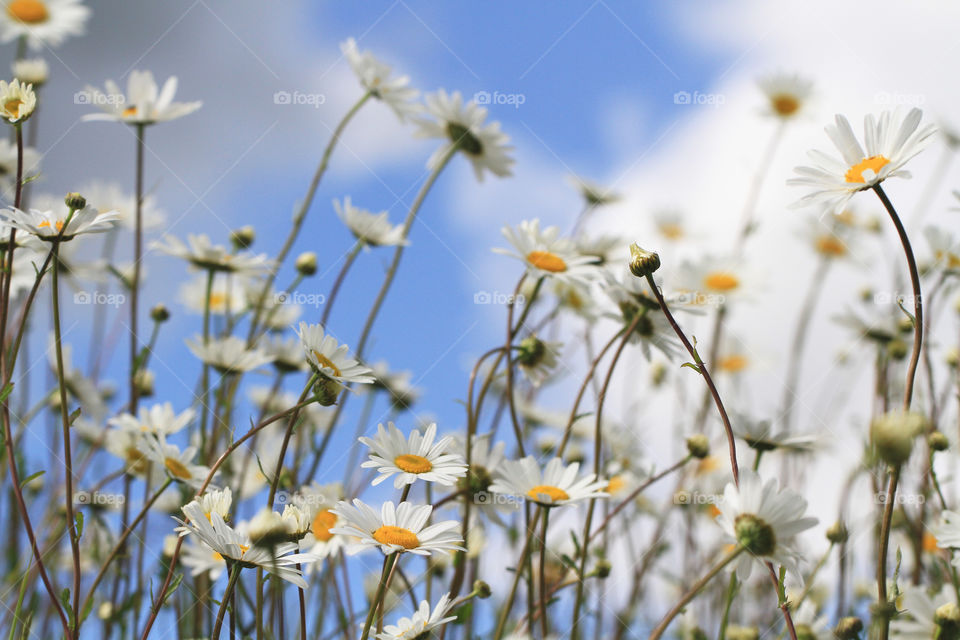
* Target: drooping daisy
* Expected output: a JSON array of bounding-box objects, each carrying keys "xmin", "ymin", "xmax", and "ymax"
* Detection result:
[
  {"xmin": 369, "ymin": 361, "xmax": 420, "ymax": 411},
  {"xmin": 107, "ymin": 402, "xmax": 195, "ymax": 437},
  {"xmin": 185, "ymin": 335, "xmax": 274, "ymax": 374},
  {"xmin": 175, "ymin": 500, "xmax": 317, "ymax": 588},
  {"xmin": 360, "ymin": 421, "xmax": 467, "ymax": 489},
  {"xmin": 340, "ymin": 37, "xmax": 420, "ymax": 121},
  {"xmin": 295, "ymin": 321, "xmax": 374, "ymax": 388},
  {"xmin": 0, "ymin": 0, "xmax": 89, "ymax": 50},
  {"xmin": 493, "ymin": 219, "xmax": 599, "ymax": 287},
  {"xmin": 330, "ymin": 499, "xmax": 463, "ymax": 556},
  {"xmin": 714, "ymin": 470, "xmax": 818, "ymax": 580},
  {"xmin": 757, "ymin": 72, "xmax": 812, "ymax": 120},
  {"xmin": 732, "ymin": 414, "xmax": 819, "ymax": 455},
  {"xmin": 11, "ymin": 57, "xmax": 47, "ymax": 85},
  {"xmin": 334, "ymin": 197, "xmax": 407, "ymax": 247},
  {"xmin": 789, "ymin": 108, "xmax": 937, "ymax": 214},
  {"xmin": 515, "ymin": 334, "xmax": 562, "ymax": 387},
  {"xmin": 154, "ymin": 233, "xmax": 273, "ymax": 274},
  {"xmin": 179, "ymin": 274, "xmax": 249, "ymax": 315},
  {"xmin": 416, "ymin": 89, "xmax": 514, "ymax": 181},
  {"xmin": 376, "ymin": 593, "xmax": 457, "ymax": 640},
  {"xmin": 0, "ymin": 79, "xmax": 35, "ymax": 124},
  {"xmin": 489, "ymin": 456, "xmax": 608, "ymax": 508},
  {"xmin": 83, "ymin": 70, "xmax": 202, "ymax": 125},
  {"xmin": 0, "ymin": 204, "xmax": 120, "ymax": 240}
]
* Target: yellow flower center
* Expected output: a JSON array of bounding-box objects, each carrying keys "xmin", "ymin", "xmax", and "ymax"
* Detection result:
[
  {"xmin": 312, "ymin": 509, "xmax": 337, "ymax": 542},
  {"xmin": 37, "ymin": 219, "xmax": 64, "ymax": 232},
  {"xmin": 923, "ymin": 531, "xmax": 939, "ymax": 553},
  {"xmin": 238, "ymin": 543, "xmax": 249, "ymax": 557},
  {"xmin": 212, "ymin": 551, "xmax": 223, "ymax": 561},
  {"xmin": 2, "ymin": 98, "xmax": 22, "ymax": 120},
  {"xmin": 526, "ymin": 485, "xmax": 570, "ymax": 503},
  {"xmin": 845, "ymin": 155, "xmax": 890, "ymax": 184},
  {"xmin": 125, "ymin": 446, "xmax": 148, "ymax": 473},
  {"xmin": 815, "ymin": 235, "xmax": 847, "ymax": 257},
  {"xmin": 703, "ymin": 271, "xmax": 739, "ymax": 292},
  {"xmin": 658, "ymin": 223, "xmax": 685, "ymax": 240},
  {"xmin": 6, "ymin": 0, "xmax": 48, "ymax": 23},
  {"xmin": 770, "ymin": 93, "xmax": 800, "ymax": 117},
  {"xmin": 718, "ymin": 354, "xmax": 749, "ymax": 373},
  {"xmin": 394, "ymin": 453, "xmax": 433, "ymax": 474},
  {"xmin": 605, "ymin": 475, "xmax": 626, "ymax": 495},
  {"xmin": 208, "ymin": 292, "xmax": 227, "ymax": 308},
  {"xmin": 935, "ymin": 250, "xmax": 960, "ymax": 270},
  {"xmin": 372, "ymin": 525, "xmax": 420, "ymax": 549},
  {"xmin": 311, "ymin": 351, "xmax": 341, "ymax": 377},
  {"xmin": 526, "ymin": 250, "xmax": 567, "ymax": 273},
  {"xmin": 696, "ymin": 456, "xmax": 720, "ymax": 474},
  {"xmin": 164, "ymin": 457, "xmax": 193, "ymax": 480},
  {"xmin": 122, "ymin": 106, "xmax": 138, "ymax": 117},
  {"xmin": 708, "ymin": 504, "xmax": 722, "ymax": 519}
]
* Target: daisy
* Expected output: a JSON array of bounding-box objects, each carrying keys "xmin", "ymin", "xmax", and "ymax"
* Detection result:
[
  {"xmin": 295, "ymin": 321, "xmax": 374, "ymax": 388},
  {"xmin": 83, "ymin": 70, "xmax": 202, "ymax": 125},
  {"xmin": 732, "ymin": 414, "xmax": 819, "ymax": 454},
  {"xmin": 925, "ymin": 225, "xmax": 960, "ymax": 274},
  {"xmin": 0, "ymin": 204, "xmax": 120, "ymax": 240},
  {"xmin": 297, "ymin": 483, "xmax": 347, "ymax": 561},
  {"xmin": 415, "ymin": 89, "xmax": 514, "ymax": 181},
  {"xmin": 154, "ymin": 233, "xmax": 273, "ymax": 274},
  {"xmin": 369, "ymin": 361, "xmax": 420, "ymax": 411},
  {"xmin": 340, "ymin": 37, "xmax": 420, "ymax": 121},
  {"xmin": 652, "ymin": 208, "xmax": 691, "ymax": 242},
  {"xmin": 791, "ymin": 601, "xmax": 830, "ymax": 640},
  {"xmin": 334, "ymin": 197, "xmax": 407, "ymax": 247},
  {"xmin": 489, "ymin": 456, "xmax": 608, "ymax": 508},
  {"xmin": 757, "ymin": 72, "xmax": 812, "ymax": 120},
  {"xmin": 0, "ymin": 137, "xmax": 39, "ymax": 191},
  {"xmin": 574, "ymin": 232, "xmax": 629, "ymax": 266},
  {"xmin": 891, "ymin": 585, "xmax": 957, "ymax": 639},
  {"xmin": 515, "ymin": 335, "xmax": 562, "ymax": 387},
  {"xmin": 0, "ymin": 78, "xmax": 35, "ymax": 123},
  {"xmin": 11, "ymin": 57, "xmax": 46, "ymax": 85},
  {"xmin": 566, "ymin": 175, "xmax": 620, "ymax": 207},
  {"xmin": 451, "ymin": 434, "xmax": 513, "ymax": 513},
  {"xmin": 261, "ymin": 334, "xmax": 308, "ymax": 373},
  {"xmin": 0, "ymin": 0, "xmax": 89, "ymax": 50},
  {"xmin": 185, "ymin": 335, "xmax": 273, "ymax": 374},
  {"xmin": 376, "ymin": 593, "xmax": 457, "ymax": 640},
  {"xmin": 179, "ymin": 274, "xmax": 249, "ymax": 316},
  {"xmin": 78, "ymin": 182, "xmax": 165, "ymax": 230},
  {"xmin": 493, "ymin": 219, "xmax": 599, "ymax": 287},
  {"xmin": 359, "ymin": 421, "xmax": 467, "ymax": 489},
  {"xmin": 108, "ymin": 402, "xmax": 195, "ymax": 437},
  {"xmin": 603, "ymin": 268, "xmax": 683, "ymax": 360},
  {"xmin": 802, "ymin": 215, "xmax": 857, "ymax": 261},
  {"xmin": 673, "ymin": 255, "xmax": 755, "ymax": 307},
  {"xmin": 789, "ymin": 108, "xmax": 936, "ymax": 214},
  {"xmin": 714, "ymin": 470, "xmax": 817, "ymax": 580},
  {"xmin": 179, "ymin": 537, "xmax": 227, "ymax": 581},
  {"xmin": 143, "ymin": 435, "xmax": 210, "ymax": 489},
  {"xmin": 330, "ymin": 499, "xmax": 463, "ymax": 556},
  {"xmin": 175, "ymin": 500, "xmax": 317, "ymax": 588},
  {"xmin": 195, "ymin": 487, "xmax": 233, "ymax": 521}
]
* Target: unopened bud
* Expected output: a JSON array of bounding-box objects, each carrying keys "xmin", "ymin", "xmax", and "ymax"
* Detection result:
[
  {"xmin": 628, "ymin": 243, "xmax": 660, "ymax": 278},
  {"xmin": 686, "ymin": 434, "xmax": 710, "ymax": 459},
  {"xmin": 150, "ymin": 304, "xmax": 170, "ymax": 323},
  {"xmin": 834, "ymin": 616, "xmax": 863, "ymax": 639},
  {"xmin": 230, "ymin": 225, "xmax": 255, "ymax": 249},
  {"xmin": 64, "ymin": 192, "xmax": 86, "ymax": 211},
  {"xmin": 295, "ymin": 251, "xmax": 317, "ymax": 276}
]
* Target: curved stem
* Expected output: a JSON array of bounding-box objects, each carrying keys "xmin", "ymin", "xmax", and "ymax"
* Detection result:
[
  {"xmin": 320, "ymin": 241, "xmax": 362, "ymax": 327},
  {"xmin": 211, "ymin": 563, "xmax": 243, "ymax": 640}
]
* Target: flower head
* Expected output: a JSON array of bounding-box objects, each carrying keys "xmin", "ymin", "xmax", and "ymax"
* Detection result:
[
  {"xmin": 0, "ymin": 204, "xmax": 119, "ymax": 240},
  {"xmin": 359, "ymin": 421, "xmax": 467, "ymax": 489},
  {"xmin": 789, "ymin": 108, "xmax": 936, "ymax": 214},
  {"xmin": 295, "ymin": 322, "xmax": 374, "ymax": 389},
  {"xmin": 330, "ymin": 499, "xmax": 463, "ymax": 556},
  {"xmin": 757, "ymin": 72, "xmax": 812, "ymax": 120},
  {"xmin": 154, "ymin": 233, "xmax": 272, "ymax": 274},
  {"xmin": 376, "ymin": 593, "xmax": 457, "ymax": 640},
  {"xmin": 334, "ymin": 197, "xmax": 407, "ymax": 247},
  {"xmin": 83, "ymin": 70, "xmax": 201, "ymax": 125},
  {"xmin": 0, "ymin": 79, "xmax": 35, "ymax": 123},
  {"xmin": 341, "ymin": 37, "xmax": 420, "ymax": 120},
  {"xmin": 0, "ymin": 0, "xmax": 89, "ymax": 50},
  {"xmin": 489, "ymin": 456, "xmax": 607, "ymax": 508},
  {"xmin": 185, "ymin": 336, "xmax": 273, "ymax": 374},
  {"xmin": 494, "ymin": 219, "xmax": 599, "ymax": 287}
]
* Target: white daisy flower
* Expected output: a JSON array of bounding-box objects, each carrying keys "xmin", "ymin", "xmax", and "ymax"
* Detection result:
[
  {"xmin": 78, "ymin": 182, "xmax": 165, "ymax": 230},
  {"xmin": 791, "ymin": 601, "xmax": 830, "ymax": 640},
  {"xmin": 0, "ymin": 0, "xmax": 89, "ymax": 50},
  {"xmin": 715, "ymin": 470, "xmax": 818, "ymax": 580},
  {"xmin": 175, "ymin": 500, "xmax": 317, "ymax": 589},
  {"xmin": 0, "ymin": 204, "xmax": 120, "ymax": 240},
  {"xmin": 330, "ymin": 499, "xmax": 463, "ymax": 556},
  {"xmin": 415, "ymin": 89, "xmax": 514, "ymax": 181},
  {"xmin": 297, "ymin": 483, "xmax": 346, "ymax": 562},
  {"xmin": 493, "ymin": 219, "xmax": 599, "ymax": 287},
  {"xmin": 789, "ymin": 108, "xmax": 936, "ymax": 214},
  {"xmin": 673, "ymin": 255, "xmax": 756, "ymax": 307},
  {"xmin": 489, "ymin": 456, "xmax": 608, "ymax": 508},
  {"xmin": 340, "ymin": 37, "xmax": 420, "ymax": 121},
  {"xmin": 107, "ymin": 402, "xmax": 195, "ymax": 437},
  {"xmin": 185, "ymin": 335, "xmax": 274, "ymax": 374},
  {"xmin": 180, "ymin": 537, "xmax": 226, "ymax": 581},
  {"xmin": 11, "ymin": 57, "xmax": 47, "ymax": 85},
  {"xmin": 0, "ymin": 78, "xmax": 34, "ymax": 123},
  {"xmin": 154, "ymin": 233, "xmax": 273, "ymax": 274},
  {"xmin": 83, "ymin": 70, "xmax": 202, "ymax": 125},
  {"xmin": 925, "ymin": 225, "xmax": 960, "ymax": 274},
  {"xmin": 574, "ymin": 232, "xmax": 628, "ymax": 266},
  {"xmin": 515, "ymin": 334, "xmax": 562, "ymax": 387},
  {"xmin": 566, "ymin": 175, "xmax": 620, "ymax": 208},
  {"xmin": 142, "ymin": 435, "xmax": 210, "ymax": 489},
  {"xmin": 369, "ymin": 361, "xmax": 420, "ymax": 410},
  {"xmin": 260, "ymin": 334, "xmax": 308, "ymax": 373},
  {"xmin": 376, "ymin": 592, "xmax": 457, "ymax": 640},
  {"xmin": 652, "ymin": 208, "xmax": 692, "ymax": 242},
  {"xmin": 195, "ymin": 487, "xmax": 233, "ymax": 521},
  {"xmin": 334, "ymin": 196, "xmax": 407, "ymax": 247},
  {"xmin": 359, "ymin": 421, "xmax": 467, "ymax": 489},
  {"xmin": 179, "ymin": 274, "xmax": 249, "ymax": 316},
  {"xmin": 891, "ymin": 585, "xmax": 957, "ymax": 639},
  {"xmin": 732, "ymin": 414, "xmax": 820, "ymax": 455},
  {"xmin": 757, "ymin": 72, "xmax": 812, "ymax": 120},
  {"xmin": 603, "ymin": 267, "xmax": 685, "ymax": 360},
  {"xmin": 295, "ymin": 321, "xmax": 374, "ymax": 388}
]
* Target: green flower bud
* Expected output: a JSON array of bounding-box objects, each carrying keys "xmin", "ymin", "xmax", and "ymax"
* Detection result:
[
  {"xmin": 473, "ymin": 580, "xmax": 491, "ymax": 599},
  {"xmin": 64, "ymin": 192, "xmax": 86, "ymax": 211},
  {"xmin": 230, "ymin": 225, "xmax": 255, "ymax": 249},
  {"xmin": 834, "ymin": 616, "xmax": 863, "ymax": 639},
  {"xmin": 628, "ymin": 243, "xmax": 660, "ymax": 278},
  {"xmin": 150, "ymin": 303, "xmax": 170, "ymax": 323},
  {"xmin": 870, "ymin": 410, "xmax": 927, "ymax": 466},
  {"xmin": 295, "ymin": 251, "xmax": 318, "ymax": 276},
  {"xmin": 686, "ymin": 434, "xmax": 710, "ymax": 459},
  {"xmin": 734, "ymin": 514, "xmax": 776, "ymax": 556},
  {"xmin": 930, "ymin": 431, "xmax": 950, "ymax": 452},
  {"xmin": 826, "ymin": 521, "xmax": 849, "ymax": 544}
]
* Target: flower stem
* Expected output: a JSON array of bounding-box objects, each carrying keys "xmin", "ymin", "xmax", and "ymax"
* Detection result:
[
  {"xmin": 129, "ymin": 123, "xmax": 146, "ymax": 414},
  {"xmin": 212, "ymin": 562, "xmax": 243, "ymax": 640},
  {"xmin": 649, "ymin": 546, "xmax": 744, "ymax": 640},
  {"xmin": 876, "ymin": 466, "xmax": 900, "ymax": 640},
  {"xmin": 539, "ymin": 507, "xmax": 551, "ymax": 639},
  {"xmin": 360, "ymin": 554, "xmax": 397, "ymax": 640}
]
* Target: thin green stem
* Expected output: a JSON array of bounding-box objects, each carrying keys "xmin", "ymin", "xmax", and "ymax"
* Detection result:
[
  {"xmin": 212, "ymin": 563, "xmax": 243, "ymax": 640},
  {"xmin": 360, "ymin": 554, "xmax": 397, "ymax": 640}
]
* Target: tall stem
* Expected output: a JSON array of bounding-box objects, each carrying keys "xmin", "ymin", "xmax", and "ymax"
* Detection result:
[
  {"xmin": 130, "ymin": 123, "xmax": 145, "ymax": 414},
  {"xmin": 876, "ymin": 466, "xmax": 900, "ymax": 640},
  {"xmin": 539, "ymin": 508, "xmax": 550, "ymax": 639},
  {"xmin": 360, "ymin": 554, "xmax": 397, "ymax": 640},
  {"xmin": 212, "ymin": 563, "xmax": 243, "ymax": 640}
]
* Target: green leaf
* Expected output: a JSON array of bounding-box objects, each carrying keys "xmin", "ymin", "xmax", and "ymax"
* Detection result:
[
  {"xmin": 0, "ymin": 382, "xmax": 13, "ymax": 403},
  {"xmin": 74, "ymin": 512, "xmax": 84, "ymax": 539},
  {"xmin": 19, "ymin": 470, "xmax": 43, "ymax": 490}
]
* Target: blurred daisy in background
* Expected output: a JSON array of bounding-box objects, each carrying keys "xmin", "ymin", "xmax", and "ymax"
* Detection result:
[{"xmin": 0, "ymin": 0, "xmax": 89, "ymax": 49}]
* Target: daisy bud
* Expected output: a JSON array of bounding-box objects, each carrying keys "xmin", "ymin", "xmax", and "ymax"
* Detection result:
[
  {"xmin": 98, "ymin": 602, "xmax": 113, "ymax": 621},
  {"xmin": 248, "ymin": 508, "xmax": 287, "ymax": 547},
  {"xmin": 473, "ymin": 579, "xmax": 491, "ymax": 599},
  {"xmin": 834, "ymin": 617, "xmax": 863, "ymax": 639},
  {"xmin": 516, "ymin": 335, "xmax": 547, "ymax": 367},
  {"xmin": 686, "ymin": 434, "xmax": 710, "ymax": 459},
  {"xmin": 312, "ymin": 377, "xmax": 342, "ymax": 407},
  {"xmin": 870, "ymin": 410, "xmax": 927, "ymax": 466},
  {"xmin": 64, "ymin": 192, "xmax": 86, "ymax": 211},
  {"xmin": 930, "ymin": 431, "xmax": 950, "ymax": 452},
  {"xmin": 628, "ymin": 243, "xmax": 660, "ymax": 278},
  {"xmin": 734, "ymin": 514, "xmax": 776, "ymax": 556},
  {"xmin": 295, "ymin": 251, "xmax": 318, "ymax": 276},
  {"xmin": 935, "ymin": 603, "xmax": 960, "ymax": 639},
  {"xmin": 281, "ymin": 504, "xmax": 312, "ymax": 540},
  {"xmin": 229, "ymin": 225, "xmax": 255, "ymax": 249},
  {"xmin": 595, "ymin": 559, "xmax": 612, "ymax": 578},
  {"xmin": 135, "ymin": 369, "xmax": 154, "ymax": 398},
  {"xmin": 886, "ymin": 338, "xmax": 908, "ymax": 360},
  {"xmin": 150, "ymin": 304, "xmax": 170, "ymax": 323},
  {"xmin": 725, "ymin": 625, "xmax": 759, "ymax": 640},
  {"xmin": 826, "ymin": 521, "xmax": 849, "ymax": 544},
  {"xmin": 897, "ymin": 317, "xmax": 914, "ymax": 334},
  {"xmin": 946, "ymin": 348, "xmax": 959, "ymax": 368}
]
